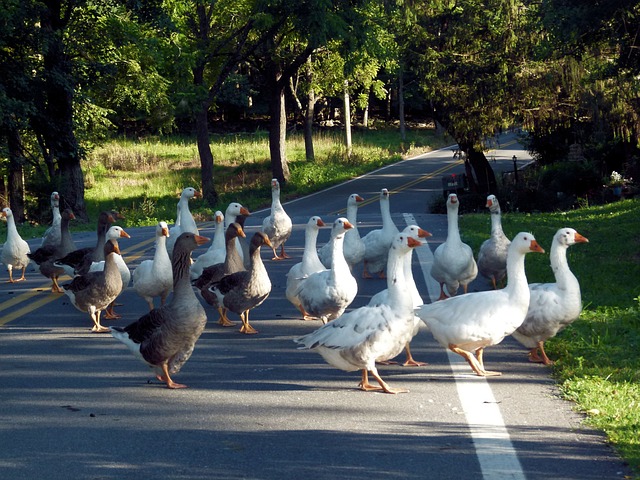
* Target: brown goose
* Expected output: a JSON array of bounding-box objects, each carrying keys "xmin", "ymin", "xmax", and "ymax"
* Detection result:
[
  {"xmin": 194, "ymin": 222, "xmax": 246, "ymax": 327},
  {"xmin": 207, "ymin": 232, "xmax": 272, "ymax": 334},
  {"xmin": 28, "ymin": 208, "xmax": 77, "ymax": 292},
  {"xmin": 55, "ymin": 211, "xmax": 119, "ymax": 276},
  {"xmin": 62, "ymin": 239, "xmax": 123, "ymax": 333},
  {"xmin": 111, "ymin": 232, "xmax": 210, "ymax": 389},
  {"xmin": 87, "ymin": 226, "xmax": 132, "ymax": 319}
]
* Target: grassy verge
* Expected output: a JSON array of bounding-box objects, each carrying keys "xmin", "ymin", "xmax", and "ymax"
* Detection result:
[{"xmin": 459, "ymin": 199, "xmax": 640, "ymax": 475}]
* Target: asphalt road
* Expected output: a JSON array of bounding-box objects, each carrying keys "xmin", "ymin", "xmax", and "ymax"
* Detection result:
[{"xmin": 0, "ymin": 132, "xmax": 632, "ymax": 480}]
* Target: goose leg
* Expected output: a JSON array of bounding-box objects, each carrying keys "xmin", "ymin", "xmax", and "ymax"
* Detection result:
[
  {"xmin": 537, "ymin": 342, "xmax": 554, "ymax": 365},
  {"xmin": 90, "ymin": 310, "xmax": 110, "ymax": 333},
  {"xmin": 297, "ymin": 305, "xmax": 316, "ymax": 322},
  {"xmin": 402, "ymin": 343, "xmax": 427, "ymax": 367},
  {"xmin": 239, "ymin": 311, "xmax": 258, "ymax": 334},
  {"xmin": 369, "ymin": 367, "xmax": 408, "ymax": 394},
  {"xmin": 475, "ymin": 347, "xmax": 501, "ymax": 376},
  {"xmin": 362, "ymin": 261, "xmax": 372, "ymax": 279},
  {"xmin": 51, "ymin": 276, "xmax": 64, "ymax": 293},
  {"xmin": 14, "ymin": 266, "xmax": 26, "ymax": 282},
  {"xmin": 449, "ymin": 344, "xmax": 501, "ymax": 376},
  {"xmin": 438, "ymin": 284, "xmax": 449, "ymax": 301},
  {"xmin": 104, "ymin": 300, "xmax": 122, "ymax": 319},
  {"xmin": 271, "ymin": 244, "xmax": 290, "ymax": 261},
  {"xmin": 358, "ymin": 370, "xmax": 383, "ymax": 391},
  {"xmin": 529, "ymin": 342, "xmax": 554, "ymax": 365},
  {"xmin": 217, "ymin": 307, "xmax": 235, "ymax": 327},
  {"xmin": 6, "ymin": 266, "xmax": 14, "ymax": 283},
  {"xmin": 160, "ymin": 363, "xmax": 186, "ymax": 389}
]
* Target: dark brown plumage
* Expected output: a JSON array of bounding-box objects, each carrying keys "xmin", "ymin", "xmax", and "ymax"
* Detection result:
[
  {"xmin": 207, "ymin": 232, "xmax": 272, "ymax": 334},
  {"xmin": 54, "ymin": 211, "xmax": 120, "ymax": 276},
  {"xmin": 62, "ymin": 239, "xmax": 123, "ymax": 333},
  {"xmin": 194, "ymin": 222, "xmax": 246, "ymax": 326},
  {"xmin": 28, "ymin": 209, "xmax": 76, "ymax": 292},
  {"xmin": 111, "ymin": 232, "xmax": 210, "ymax": 389}
]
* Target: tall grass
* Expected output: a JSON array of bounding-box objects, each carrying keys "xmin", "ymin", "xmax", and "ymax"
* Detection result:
[{"xmin": 79, "ymin": 127, "xmax": 447, "ymax": 227}]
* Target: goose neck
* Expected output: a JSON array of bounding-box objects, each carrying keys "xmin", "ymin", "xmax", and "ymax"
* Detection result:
[{"xmin": 447, "ymin": 208, "xmax": 461, "ymax": 241}]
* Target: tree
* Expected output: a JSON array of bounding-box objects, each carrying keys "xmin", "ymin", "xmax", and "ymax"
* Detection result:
[
  {"xmin": 407, "ymin": 0, "xmax": 531, "ymax": 194},
  {"xmin": 522, "ymin": 0, "xmax": 640, "ymax": 171},
  {"xmin": 162, "ymin": 0, "xmax": 260, "ymax": 206}
]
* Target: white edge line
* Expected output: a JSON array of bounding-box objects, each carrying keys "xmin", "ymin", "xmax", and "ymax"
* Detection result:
[{"xmin": 403, "ymin": 212, "xmax": 526, "ymax": 480}]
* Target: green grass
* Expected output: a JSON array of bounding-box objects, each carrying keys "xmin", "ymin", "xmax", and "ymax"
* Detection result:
[
  {"xmin": 3, "ymin": 128, "xmax": 639, "ymax": 475},
  {"xmin": 460, "ymin": 199, "xmax": 640, "ymax": 475}
]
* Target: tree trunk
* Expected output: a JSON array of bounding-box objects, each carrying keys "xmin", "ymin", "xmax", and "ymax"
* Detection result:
[
  {"xmin": 398, "ymin": 69, "xmax": 406, "ymax": 144},
  {"xmin": 462, "ymin": 144, "xmax": 497, "ymax": 194},
  {"xmin": 6, "ymin": 126, "xmax": 26, "ymax": 222},
  {"xmin": 267, "ymin": 66, "xmax": 290, "ymax": 184},
  {"xmin": 193, "ymin": 63, "xmax": 218, "ymax": 207},
  {"xmin": 304, "ymin": 58, "xmax": 315, "ymax": 161},
  {"xmin": 343, "ymin": 80, "xmax": 352, "ymax": 157},
  {"xmin": 40, "ymin": 1, "xmax": 88, "ymax": 222},
  {"xmin": 195, "ymin": 105, "xmax": 218, "ymax": 206}
]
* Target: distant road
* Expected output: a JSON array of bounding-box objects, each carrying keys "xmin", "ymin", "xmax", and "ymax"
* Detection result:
[{"xmin": 0, "ymin": 131, "xmax": 630, "ymax": 480}]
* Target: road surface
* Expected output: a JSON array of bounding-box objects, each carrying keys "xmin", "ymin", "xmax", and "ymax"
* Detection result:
[{"xmin": 0, "ymin": 131, "xmax": 631, "ymax": 479}]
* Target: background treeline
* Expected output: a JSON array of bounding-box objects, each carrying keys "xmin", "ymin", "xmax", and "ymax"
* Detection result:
[{"xmin": 1, "ymin": 0, "xmax": 639, "ymax": 223}]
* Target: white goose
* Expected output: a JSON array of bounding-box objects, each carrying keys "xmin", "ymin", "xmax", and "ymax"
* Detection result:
[
  {"xmin": 477, "ymin": 195, "xmax": 511, "ymax": 289},
  {"xmin": 132, "ymin": 221, "xmax": 173, "ymax": 311},
  {"xmin": 41, "ymin": 192, "xmax": 62, "ymax": 248},
  {"xmin": 416, "ymin": 232, "xmax": 545, "ymax": 376},
  {"xmin": 261, "ymin": 178, "xmax": 293, "ymax": 260},
  {"xmin": 362, "ymin": 188, "xmax": 399, "ymax": 278},
  {"xmin": 318, "ymin": 193, "xmax": 366, "ymax": 270},
  {"xmin": 286, "ymin": 216, "xmax": 326, "ymax": 320},
  {"xmin": 225, "ymin": 202, "xmax": 251, "ymax": 265},
  {"xmin": 167, "ymin": 187, "xmax": 201, "ymax": 257},
  {"xmin": 190, "ymin": 210, "xmax": 225, "ymax": 280},
  {"xmin": 295, "ymin": 233, "xmax": 423, "ymax": 394},
  {"xmin": 430, "ymin": 193, "xmax": 478, "ymax": 299},
  {"xmin": 88, "ymin": 225, "xmax": 132, "ymax": 319},
  {"xmin": 294, "ymin": 218, "xmax": 358, "ymax": 324},
  {"xmin": 368, "ymin": 224, "xmax": 431, "ymax": 366},
  {"xmin": 0, "ymin": 207, "xmax": 30, "ymax": 283},
  {"xmin": 512, "ymin": 228, "xmax": 588, "ymax": 365}
]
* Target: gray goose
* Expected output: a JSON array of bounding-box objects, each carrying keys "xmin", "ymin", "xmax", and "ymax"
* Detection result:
[
  {"xmin": 477, "ymin": 195, "xmax": 511, "ymax": 289},
  {"xmin": 194, "ymin": 222, "xmax": 246, "ymax": 327},
  {"xmin": 28, "ymin": 208, "xmax": 77, "ymax": 292},
  {"xmin": 55, "ymin": 211, "xmax": 118, "ymax": 276},
  {"xmin": 62, "ymin": 239, "xmax": 123, "ymax": 333},
  {"xmin": 208, "ymin": 232, "xmax": 272, "ymax": 334},
  {"xmin": 41, "ymin": 191, "xmax": 61, "ymax": 248},
  {"xmin": 111, "ymin": 232, "xmax": 210, "ymax": 389}
]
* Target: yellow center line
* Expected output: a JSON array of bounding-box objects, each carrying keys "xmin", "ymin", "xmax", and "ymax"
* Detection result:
[{"xmin": 331, "ymin": 160, "xmax": 464, "ymax": 215}]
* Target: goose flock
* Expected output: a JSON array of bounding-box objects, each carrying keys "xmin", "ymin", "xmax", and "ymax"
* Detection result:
[{"xmin": 0, "ymin": 185, "xmax": 589, "ymax": 390}]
